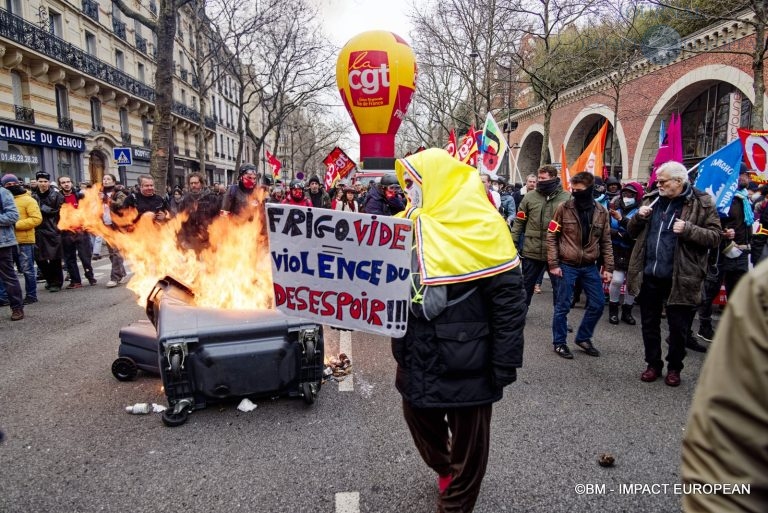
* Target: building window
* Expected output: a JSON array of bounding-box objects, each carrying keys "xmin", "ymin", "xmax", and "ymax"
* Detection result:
[
  {"xmin": 681, "ymin": 83, "xmax": 753, "ymax": 164},
  {"xmin": 137, "ymin": 62, "xmax": 145, "ymax": 83},
  {"xmin": 55, "ymin": 85, "xmax": 69, "ymax": 119},
  {"xmin": 219, "ymin": 134, "xmax": 224, "ymax": 156},
  {"xmin": 119, "ymin": 107, "xmax": 129, "ymax": 136},
  {"xmin": 5, "ymin": 0, "xmax": 22, "ymax": 15},
  {"xmin": 85, "ymin": 31, "xmax": 97, "ymax": 56},
  {"xmin": 115, "ymin": 49, "xmax": 124, "ymax": 71},
  {"xmin": 181, "ymin": 89, "xmax": 186, "ymax": 105},
  {"xmin": 90, "ymin": 97, "xmax": 102, "ymax": 130},
  {"xmin": 49, "ymin": 9, "xmax": 63, "ymax": 37},
  {"xmin": 141, "ymin": 116, "xmax": 150, "ymax": 146}
]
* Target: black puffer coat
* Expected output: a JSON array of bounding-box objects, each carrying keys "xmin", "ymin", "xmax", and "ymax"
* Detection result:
[{"xmin": 391, "ymin": 266, "xmax": 527, "ymax": 408}]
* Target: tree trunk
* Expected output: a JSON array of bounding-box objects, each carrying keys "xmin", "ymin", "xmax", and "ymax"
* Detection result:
[
  {"xmin": 752, "ymin": 26, "xmax": 766, "ymax": 130},
  {"xmin": 541, "ymin": 104, "xmax": 552, "ymax": 167},
  {"xmin": 612, "ymin": 92, "xmax": 620, "ymax": 178},
  {"xmin": 149, "ymin": 0, "xmax": 177, "ymax": 193}
]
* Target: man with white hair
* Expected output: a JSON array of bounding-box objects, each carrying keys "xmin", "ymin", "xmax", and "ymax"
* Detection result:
[{"xmin": 626, "ymin": 161, "xmax": 721, "ymax": 387}]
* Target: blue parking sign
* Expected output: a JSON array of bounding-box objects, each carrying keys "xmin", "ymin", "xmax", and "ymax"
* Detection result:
[{"xmin": 113, "ymin": 147, "xmax": 133, "ymax": 166}]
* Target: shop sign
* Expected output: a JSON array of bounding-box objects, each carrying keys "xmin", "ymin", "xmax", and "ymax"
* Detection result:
[
  {"xmin": 0, "ymin": 121, "xmax": 85, "ymax": 152},
  {"xmin": 133, "ymin": 147, "xmax": 151, "ymax": 161}
]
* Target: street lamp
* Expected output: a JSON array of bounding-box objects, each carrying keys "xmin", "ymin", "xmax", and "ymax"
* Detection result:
[{"xmin": 469, "ymin": 49, "xmax": 480, "ymax": 127}]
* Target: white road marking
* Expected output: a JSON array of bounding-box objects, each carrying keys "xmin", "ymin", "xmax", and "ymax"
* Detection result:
[
  {"xmin": 338, "ymin": 330, "xmax": 354, "ymax": 392},
  {"xmin": 335, "ymin": 492, "xmax": 360, "ymax": 513}
]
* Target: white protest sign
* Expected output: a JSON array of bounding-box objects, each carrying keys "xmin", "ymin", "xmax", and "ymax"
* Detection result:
[{"xmin": 266, "ymin": 205, "xmax": 413, "ymax": 337}]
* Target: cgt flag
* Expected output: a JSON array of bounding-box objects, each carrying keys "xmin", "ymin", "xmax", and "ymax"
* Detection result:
[
  {"xmin": 456, "ymin": 126, "xmax": 480, "ymax": 167},
  {"xmin": 265, "ymin": 150, "xmax": 282, "ymax": 178},
  {"xmin": 323, "ymin": 146, "xmax": 357, "ymax": 189},
  {"xmin": 445, "ymin": 129, "xmax": 457, "ymax": 158},
  {"xmin": 693, "ymin": 139, "xmax": 744, "ymax": 217}
]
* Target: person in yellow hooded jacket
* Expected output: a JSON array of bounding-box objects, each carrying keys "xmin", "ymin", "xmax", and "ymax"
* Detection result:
[
  {"xmin": 1, "ymin": 174, "xmax": 42, "ymax": 305},
  {"xmin": 392, "ymin": 148, "xmax": 527, "ymax": 513}
]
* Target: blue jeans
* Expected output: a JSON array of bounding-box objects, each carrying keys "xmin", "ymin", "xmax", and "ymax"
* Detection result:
[
  {"xmin": 552, "ymin": 263, "xmax": 605, "ymax": 345},
  {"xmin": 17, "ymin": 243, "xmax": 37, "ymax": 301},
  {"xmin": 0, "ymin": 245, "xmax": 23, "ymax": 309}
]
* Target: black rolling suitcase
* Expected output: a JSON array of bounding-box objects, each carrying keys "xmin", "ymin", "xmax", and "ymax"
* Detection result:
[
  {"xmin": 111, "ymin": 320, "xmax": 160, "ymax": 381},
  {"xmin": 146, "ymin": 277, "xmax": 324, "ymax": 427}
]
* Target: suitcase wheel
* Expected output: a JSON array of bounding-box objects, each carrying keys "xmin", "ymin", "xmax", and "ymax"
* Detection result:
[
  {"xmin": 301, "ymin": 382, "xmax": 317, "ymax": 405},
  {"xmin": 162, "ymin": 407, "xmax": 189, "ymax": 427},
  {"xmin": 111, "ymin": 357, "xmax": 139, "ymax": 382}
]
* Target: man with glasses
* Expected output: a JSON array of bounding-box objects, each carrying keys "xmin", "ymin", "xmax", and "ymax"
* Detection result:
[{"xmin": 626, "ymin": 161, "xmax": 721, "ymax": 387}]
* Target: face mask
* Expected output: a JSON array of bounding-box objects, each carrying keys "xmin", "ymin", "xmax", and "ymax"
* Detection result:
[
  {"xmin": 404, "ymin": 176, "xmax": 422, "ymax": 208},
  {"xmin": 622, "ymin": 198, "xmax": 636, "ymax": 209},
  {"xmin": 291, "ymin": 189, "xmax": 303, "ymax": 200},
  {"xmin": 536, "ymin": 178, "xmax": 559, "ymax": 196},
  {"xmin": 572, "ymin": 186, "xmax": 594, "ymax": 209},
  {"xmin": 385, "ymin": 189, "xmax": 397, "ymax": 200},
  {"xmin": 241, "ymin": 177, "xmax": 255, "ymax": 190},
  {"xmin": 491, "ymin": 184, "xmax": 499, "ymax": 192}
]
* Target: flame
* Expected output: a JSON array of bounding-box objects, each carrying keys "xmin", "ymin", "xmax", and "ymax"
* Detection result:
[{"xmin": 58, "ymin": 187, "xmax": 274, "ymax": 309}]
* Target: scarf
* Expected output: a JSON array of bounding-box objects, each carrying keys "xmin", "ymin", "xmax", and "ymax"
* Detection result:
[
  {"xmin": 395, "ymin": 148, "xmax": 520, "ymax": 285},
  {"xmin": 734, "ymin": 189, "xmax": 754, "ymax": 227}
]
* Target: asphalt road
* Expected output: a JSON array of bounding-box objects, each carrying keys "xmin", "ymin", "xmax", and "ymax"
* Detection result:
[{"xmin": 0, "ymin": 260, "xmax": 709, "ymax": 513}]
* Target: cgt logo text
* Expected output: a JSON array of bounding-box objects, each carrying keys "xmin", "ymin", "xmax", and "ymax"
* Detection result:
[{"xmin": 348, "ymin": 50, "xmax": 390, "ymax": 95}]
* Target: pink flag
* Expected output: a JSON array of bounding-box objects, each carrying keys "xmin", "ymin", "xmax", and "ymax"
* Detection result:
[{"xmin": 649, "ymin": 113, "xmax": 683, "ymax": 186}]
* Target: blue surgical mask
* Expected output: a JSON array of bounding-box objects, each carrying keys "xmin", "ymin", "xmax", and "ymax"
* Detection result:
[{"xmin": 623, "ymin": 198, "xmax": 636, "ymax": 208}]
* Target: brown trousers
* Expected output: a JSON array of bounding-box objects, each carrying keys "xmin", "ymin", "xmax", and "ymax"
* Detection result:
[{"xmin": 402, "ymin": 400, "xmax": 493, "ymax": 513}]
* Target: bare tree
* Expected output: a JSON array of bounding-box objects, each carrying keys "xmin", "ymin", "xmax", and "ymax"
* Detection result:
[
  {"xmin": 113, "ymin": 0, "xmax": 193, "ymax": 191},
  {"xmin": 405, "ymin": 0, "xmax": 518, "ymax": 149},
  {"xmin": 505, "ymin": 0, "xmax": 600, "ymax": 166},
  {"xmin": 647, "ymin": 0, "xmax": 767, "ymax": 129},
  {"xmin": 224, "ymin": 0, "xmax": 334, "ymax": 175}
]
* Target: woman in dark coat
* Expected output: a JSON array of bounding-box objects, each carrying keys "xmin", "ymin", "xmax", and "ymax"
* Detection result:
[{"xmin": 392, "ymin": 149, "xmax": 527, "ymax": 513}]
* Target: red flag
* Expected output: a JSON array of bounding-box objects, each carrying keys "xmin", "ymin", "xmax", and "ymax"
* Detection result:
[
  {"xmin": 445, "ymin": 129, "xmax": 457, "ymax": 157},
  {"xmin": 456, "ymin": 126, "xmax": 479, "ymax": 166},
  {"xmin": 323, "ymin": 147, "xmax": 357, "ymax": 189},
  {"xmin": 739, "ymin": 128, "xmax": 768, "ymax": 183},
  {"xmin": 265, "ymin": 150, "xmax": 282, "ymax": 178}
]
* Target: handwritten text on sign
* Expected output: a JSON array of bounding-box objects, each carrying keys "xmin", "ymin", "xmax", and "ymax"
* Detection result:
[{"xmin": 267, "ymin": 205, "xmax": 413, "ymax": 337}]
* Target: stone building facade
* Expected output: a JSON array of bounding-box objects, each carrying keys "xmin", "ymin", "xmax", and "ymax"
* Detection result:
[{"xmin": 0, "ymin": 0, "xmax": 257, "ymax": 189}]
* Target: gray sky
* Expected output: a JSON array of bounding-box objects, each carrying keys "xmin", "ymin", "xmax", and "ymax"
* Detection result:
[{"xmin": 313, "ymin": 0, "xmax": 414, "ymax": 48}]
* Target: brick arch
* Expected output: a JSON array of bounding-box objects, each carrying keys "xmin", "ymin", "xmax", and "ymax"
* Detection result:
[
  {"xmin": 514, "ymin": 123, "xmax": 554, "ymax": 177},
  {"xmin": 632, "ymin": 65, "xmax": 756, "ymax": 179},
  {"xmin": 562, "ymin": 105, "xmax": 628, "ymax": 177}
]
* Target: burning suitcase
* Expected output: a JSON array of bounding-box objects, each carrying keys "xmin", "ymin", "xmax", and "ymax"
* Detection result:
[
  {"xmin": 147, "ymin": 277, "xmax": 324, "ymax": 427},
  {"xmin": 111, "ymin": 320, "xmax": 160, "ymax": 381}
]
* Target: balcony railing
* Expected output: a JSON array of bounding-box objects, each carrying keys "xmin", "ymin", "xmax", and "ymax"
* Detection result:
[
  {"xmin": 135, "ymin": 35, "xmax": 147, "ymax": 54},
  {"xmin": 112, "ymin": 19, "xmax": 126, "ymax": 41},
  {"xmin": 121, "ymin": 132, "xmax": 131, "ymax": 144},
  {"xmin": 204, "ymin": 116, "xmax": 216, "ymax": 129},
  {"xmin": 58, "ymin": 117, "xmax": 73, "ymax": 131},
  {"xmin": 0, "ymin": 8, "xmax": 213, "ymax": 131},
  {"xmin": 82, "ymin": 0, "xmax": 99, "ymax": 22},
  {"xmin": 184, "ymin": 149, "xmax": 190, "ymax": 156},
  {"xmin": 14, "ymin": 105, "xmax": 35, "ymax": 123},
  {"xmin": 149, "ymin": 1, "xmax": 157, "ymax": 15}
]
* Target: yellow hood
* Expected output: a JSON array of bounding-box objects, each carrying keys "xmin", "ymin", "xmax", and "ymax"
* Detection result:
[{"xmin": 395, "ymin": 148, "xmax": 519, "ymax": 285}]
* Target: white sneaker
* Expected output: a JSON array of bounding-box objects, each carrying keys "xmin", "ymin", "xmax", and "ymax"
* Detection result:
[
  {"xmin": 106, "ymin": 280, "xmax": 118, "ymax": 288},
  {"xmin": 118, "ymin": 275, "xmax": 130, "ymax": 284}
]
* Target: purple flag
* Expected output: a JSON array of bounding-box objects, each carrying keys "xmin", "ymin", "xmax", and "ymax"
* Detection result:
[{"xmin": 649, "ymin": 113, "xmax": 683, "ymax": 186}]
